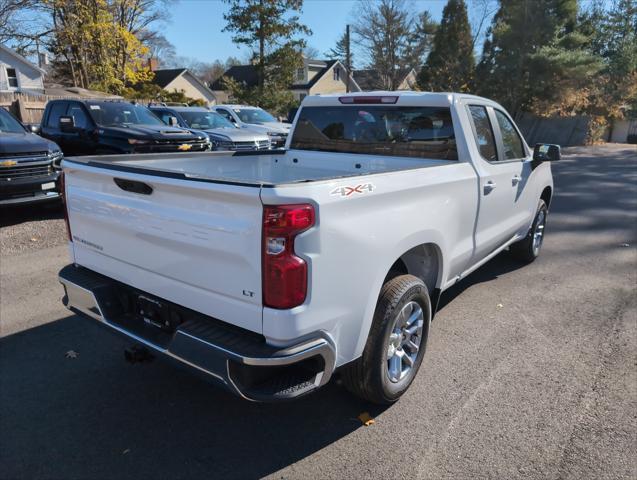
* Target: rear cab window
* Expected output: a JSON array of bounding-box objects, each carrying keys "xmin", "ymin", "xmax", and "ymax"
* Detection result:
[{"xmin": 290, "ymin": 106, "xmax": 458, "ymax": 160}]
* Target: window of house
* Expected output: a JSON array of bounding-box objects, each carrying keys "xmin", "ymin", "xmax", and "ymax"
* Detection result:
[
  {"xmin": 333, "ymin": 67, "xmax": 340, "ymax": 81},
  {"xmin": 468, "ymin": 105, "xmax": 497, "ymax": 162},
  {"xmin": 296, "ymin": 68, "xmax": 305, "ymax": 82},
  {"xmin": 6, "ymin": 68, "xmax": 18, "ymax": 88},
  {"xmin": 494, "ymin": 110, "xmax": 525, "ymax": 160}
]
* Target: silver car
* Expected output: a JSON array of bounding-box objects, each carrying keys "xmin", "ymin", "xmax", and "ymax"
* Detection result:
[{"xmin": 150, "ymin": 106, "xmax": 271, "ymax": 151}]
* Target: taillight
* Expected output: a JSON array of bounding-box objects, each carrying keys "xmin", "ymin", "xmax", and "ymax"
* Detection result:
[
  {"xmin": 262, "ymin": 204, "xmax": 315, "ymax": 309},
  {"xmin": 60, "ymin": 171, "xmax": 72, "ymax": 242}
]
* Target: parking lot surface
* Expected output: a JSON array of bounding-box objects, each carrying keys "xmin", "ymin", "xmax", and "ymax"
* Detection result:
[{"xmin": 1, "ymin": 144, "xmax": 636, "ymax": 479}]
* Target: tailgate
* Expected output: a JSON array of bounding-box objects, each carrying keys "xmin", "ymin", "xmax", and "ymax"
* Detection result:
[{"xmin": 64, "ymin": 161, "xmax": 263, "ymax": 333}]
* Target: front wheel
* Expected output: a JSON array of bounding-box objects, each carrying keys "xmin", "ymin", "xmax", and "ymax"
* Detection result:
[
  {"xmin": 342, "ymin": 274, "xmax": 431, "ymax": 404},
  {"xmin": 510, "ymin": 199, "xmax": 548, "ymax": 263}
]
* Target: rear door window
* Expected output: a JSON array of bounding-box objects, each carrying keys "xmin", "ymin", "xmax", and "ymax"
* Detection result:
[
  {"xmin": 46, "ymin": 102, "xmax": 68, "ymax": 128},
  {"xmin": 494, "ymin": 110, "xmax": 525, "ymax": 160},
  {"xmin": 468, "ymin": 105, "xmax": 497, "ymax": 162},
  {"xmin": 290, "ymin": 106, "xmax": 457, "ymax": 160}
]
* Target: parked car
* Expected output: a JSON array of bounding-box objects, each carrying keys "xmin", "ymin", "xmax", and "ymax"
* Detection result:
[
  {"xmin": 58, "ymin": 92, "xmax": 559, "ymax": 403},
  {"xmin": 213, "ymin": 105, "xmax": 290, "ymax": 148},
  {"xmin": 0, "ymin": 107, "xmax": 63, "ymax": 206},
  {"xmin": 149, "ymin": 105, "xmax": 271, "ymax": 151},
  {"xmin": 39, "ymin": 100, "xmax": 210, "ymax": 156}
]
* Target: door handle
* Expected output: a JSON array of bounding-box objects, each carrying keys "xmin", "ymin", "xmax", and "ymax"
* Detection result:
[
  {"xmin": 484, "ymin": 181, "xmax": 496, "ymax": 194},
  {"xmin": 512, "ymin": 175, "xmax": 522, "ymax": 185},
  {"xmin": 114, "ymin": 178, "xmax": 153, "ymax": 195}
]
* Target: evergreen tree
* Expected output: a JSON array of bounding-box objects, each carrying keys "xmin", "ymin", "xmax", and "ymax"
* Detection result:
[
  {"xmin": 223, "ymin": 0, "xmax": 310, "ymax": 106},
  {"xmin": 474, "ymin": 0, "xmax": 601, "ymax": 116},
  {"xmin": 406, "ymin": 11, "xmax": 438, "ymax": 71},
  {"xmin": 417, "ymin": 0, "xmax": 474, "ymax": 92},
  {"xmin": 326, "ymin": 31, "xmax": 353, "ymax": 69},
  {"xmin": 581, "ymin": 0, "xmax": 637, "ymax": 118}
]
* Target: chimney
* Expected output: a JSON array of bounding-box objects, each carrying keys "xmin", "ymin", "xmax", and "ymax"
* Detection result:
[
  {"xmin": 38, "ymin": 52, "xmax": 49, "ymax": 67},
  {"xmin": 148, "ymin": 58, "xmax": 159, "ymax": 71}
]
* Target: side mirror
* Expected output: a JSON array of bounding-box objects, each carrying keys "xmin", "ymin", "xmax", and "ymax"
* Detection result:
[
  {"xmin": 168, "ymin": 116, "xmax": 179, "ymax": 127},
  {"xmin": 59, "ymin": 116, "xmax": 76, "ymax": 132},
  {"xmin": 29, "ymin": 124, "xmax": 41, "ymax": 134},
  {"xmin": 533, "ymin": 143, "xmax": 561, "ymax": 162}
]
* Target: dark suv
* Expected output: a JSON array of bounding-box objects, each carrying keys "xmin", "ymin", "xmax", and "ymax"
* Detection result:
[
  {"xmin": 39, "ymin": 100, "xmax": 210, "ymax": 155},
  {"xmin": 0, "ymin": 108, "xmax": 63, "ymax": 206}
]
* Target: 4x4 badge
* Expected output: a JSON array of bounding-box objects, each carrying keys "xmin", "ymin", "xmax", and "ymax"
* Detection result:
[{"xmin": 330, "ymin": 183, "xmax": 375, "ymax": 197}]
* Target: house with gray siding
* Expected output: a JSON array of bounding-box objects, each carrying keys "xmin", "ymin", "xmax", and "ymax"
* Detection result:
[{"xmin": 0, "ymin": 44, "xmax": 45, "ymax": 93}]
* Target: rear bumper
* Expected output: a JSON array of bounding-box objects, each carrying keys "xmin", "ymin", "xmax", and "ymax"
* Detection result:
[{"xmin": 58, "ymin": 264, "xmax": 335, "ymax": 401}]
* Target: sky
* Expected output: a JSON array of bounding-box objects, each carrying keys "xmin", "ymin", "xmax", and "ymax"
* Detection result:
[{"xmin": 162, "ymin": 0, "xmax": 452, "ymax": 65}]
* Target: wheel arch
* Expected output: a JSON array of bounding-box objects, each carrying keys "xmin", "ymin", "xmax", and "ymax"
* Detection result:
[
  {"xmin": 384, "ymin": 242, "xmax": 443, "ymax": 295},
  {"xmin": 352, "ymin": 240, "xmax": 445, "ymax": 362},
  {"xmin": 540, "ymin": 185, "xmax": 552, "ymax": 209}
]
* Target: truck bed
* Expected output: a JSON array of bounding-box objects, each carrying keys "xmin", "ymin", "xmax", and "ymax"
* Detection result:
[{"xmin": 66, "ymin": 150, "xmax": 451, "ymax": 186}]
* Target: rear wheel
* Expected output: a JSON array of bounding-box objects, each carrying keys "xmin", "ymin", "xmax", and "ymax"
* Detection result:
[
  {"xmin": 510, "ymin": 199, "xmax": 548, "ymax": 263},
  {"xmin": 343, "ymin": 274, "xmax": 431, "ymax": 404}
]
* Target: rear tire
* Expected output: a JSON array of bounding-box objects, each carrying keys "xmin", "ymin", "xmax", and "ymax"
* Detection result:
[
  {"xmin": 510, "ymin": 199, "xmax": 548, "ymax": 263},
  {"xmin": 343, "ymin": 274, "xmax": 431, "ymax": 404}
]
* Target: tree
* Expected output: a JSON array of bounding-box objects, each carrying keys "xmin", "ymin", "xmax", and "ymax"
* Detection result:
[
  {"xmin": 353, "ymin": 0, "xmax": 416, "ymax": 90},
  {"xmin": 0, "ymin": 0, "xmax": 45, "ymax": 51},
  {"xmin": 223, "ymin": 0, "xmax": 310, "ymax": 101},
  {"xmin": 405, "ymin": 11, "xmax": 437, "ymax": 71},
  {"xmin": 326, "ymin": 31, "xmax": 353, "ymax": 68},
  {"xmin": 220, "ymin": 42, "xmax": 301, "ymax": 115},
  {"xmin": 417, "ymin": 0, "xmax": 474, "ymax": 92},
  {"xmin": 474, "ymin": 0, "xmax": 601, "ymax": 116},
  {"xmin": 28, "ymin": 0, "xmax": 169, "ymax": 93},
  {"xmin": 580, "ymin": 0, "xmax": 637, "ymax": 119}
]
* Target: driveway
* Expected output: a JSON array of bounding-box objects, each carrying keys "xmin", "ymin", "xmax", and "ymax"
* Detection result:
[{"xmin": 1, "ymin": 144, "xmax": 635, "ymax": 479}]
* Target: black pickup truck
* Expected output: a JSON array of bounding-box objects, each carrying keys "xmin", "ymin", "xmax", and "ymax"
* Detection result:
[
  {"xmin": 39, "ymin": 99, "xmax": 210, "ymax": 156},
  {"xmin": 0, "ymin": 108, "xmax": 63, "ymax": 206}
]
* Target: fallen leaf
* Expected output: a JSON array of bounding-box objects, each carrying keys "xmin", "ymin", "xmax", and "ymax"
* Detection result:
[
  {"xmin": 496, "ymin": 303, "xmax": 503, "ymax": 308},
  {"xmin": 30, "ymin": 237, "xmax": 38, "ymax": 242},
  {"xmin": 65, "ymin": 350, "xmax": 78, "ymax": 359},
  {"xmin": 358, "ymin": 412, "xmax": 375, "ymax": 426}
]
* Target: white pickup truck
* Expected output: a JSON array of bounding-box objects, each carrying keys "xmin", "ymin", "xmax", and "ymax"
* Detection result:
[{"xmin": 59, "ymin": 92, "xmax": 559, "ymax": 403}]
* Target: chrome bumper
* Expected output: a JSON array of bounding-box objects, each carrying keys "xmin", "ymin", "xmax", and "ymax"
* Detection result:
[{"xmin": 59, "ymin": 264, "xmax": 335, "ymax": 401}]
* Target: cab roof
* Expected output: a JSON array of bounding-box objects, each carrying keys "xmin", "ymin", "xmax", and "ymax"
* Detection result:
[
  {"xmin": 300, "ymin": 91, "xmax": 502, "ymax": 109},
  {"xmin": 149, "ymin": 106, "xmax": 210, "ymax": 113}
]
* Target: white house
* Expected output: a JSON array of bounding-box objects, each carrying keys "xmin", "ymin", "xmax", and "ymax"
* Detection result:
[{"xmin": 0, "ymin": 44, "xmax": 45, "ymax": 93}]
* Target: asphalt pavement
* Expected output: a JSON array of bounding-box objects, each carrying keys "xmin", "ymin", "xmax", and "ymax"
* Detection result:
[{"xmin": 1, "ymin": 144, "xmax": 635, "ymax": 479}]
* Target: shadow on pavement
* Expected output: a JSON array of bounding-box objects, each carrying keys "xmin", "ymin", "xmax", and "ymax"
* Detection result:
[
  {"xmin": 0, "ymin": 315, "xmax": 386, "ymax": 479},
  {"xmin": 0, "ymin": 201, "xmax": 63, "ymax": 228},
  {"xmin": 549, "ymin": 147, "xmax": 637, "ymax": 236}
]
